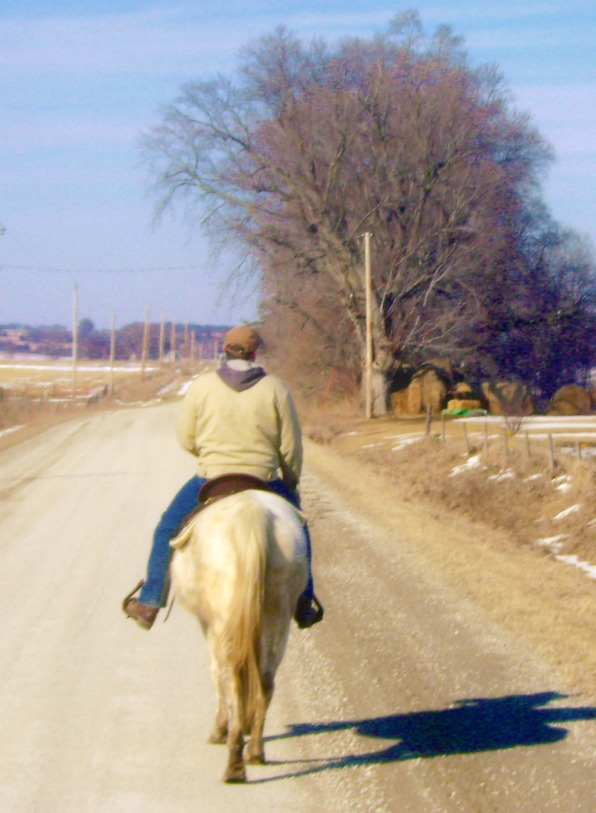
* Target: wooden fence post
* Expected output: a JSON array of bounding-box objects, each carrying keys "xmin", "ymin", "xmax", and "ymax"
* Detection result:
[
  {"xmin": 502, "ymin": 427, "xmax": 509, "ymax": 464},
  {"xmin": 463, "ymin": 422, "xmax": 471, "ymax": 455},
  {"xmin": 548, "ymin": 434, "xmax": 556, "ymax": 470}
]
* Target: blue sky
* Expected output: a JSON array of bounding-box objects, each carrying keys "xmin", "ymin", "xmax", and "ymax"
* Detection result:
[{"xmin": 1, "ymin": 1, "xmax": 595, "ymax": 329}]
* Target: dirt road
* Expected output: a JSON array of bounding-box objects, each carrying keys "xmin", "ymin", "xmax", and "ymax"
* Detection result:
[{"xmin": 0, "ymin": 402, "xmax": 594, "ymax": 812}]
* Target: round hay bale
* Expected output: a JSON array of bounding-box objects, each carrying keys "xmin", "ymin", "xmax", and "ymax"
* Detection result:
[
  {"xmin": 406, "ymin": 376, "xmax": 424, "ymax": 414},
  {"xmin": 548, "ymin": 384, "xmax": 592, "ymax": 415},
  {"xmin": 447, "ymin": 398, "xmax": 482, "ymax": 411},
  {"xmin": 390, "ymin": 389, "xmax": 410, "ymax": 414},
  {"xmin": 481, "ymin": 380, "xmax": 533, "ymax": 416}
]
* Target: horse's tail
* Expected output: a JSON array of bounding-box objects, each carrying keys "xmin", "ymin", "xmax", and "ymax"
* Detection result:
[{"xmin": 218, "ymin": 494, "xmax": 268, "ymax": 733}]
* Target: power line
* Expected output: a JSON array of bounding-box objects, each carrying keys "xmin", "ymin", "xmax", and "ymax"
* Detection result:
[{"xmin": 1, "ymin": 264, "xmax": 204, "ymax": 274}]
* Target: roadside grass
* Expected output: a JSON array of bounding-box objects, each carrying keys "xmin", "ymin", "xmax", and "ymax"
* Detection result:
[{"xmin": 306, "ymin": 409, "xmax": 596, "ymax": 577}]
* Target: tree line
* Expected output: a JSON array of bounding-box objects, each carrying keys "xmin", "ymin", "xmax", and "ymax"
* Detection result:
[
  {"xmin": 0, "ymin": 321, "xmax": 228, "ymax": 361},
  {"xmin": 142, "ymin": 11, "xmax": 595, "ymax": 412}
]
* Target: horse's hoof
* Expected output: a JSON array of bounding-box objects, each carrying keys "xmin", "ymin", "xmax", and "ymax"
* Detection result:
[
  {"xmin": 208, "ymin": 731, "xmax": 227, "ymax": 745},
  {"xmin": 223, "ymin": 768, "xmax": 246, "ymax": 783},
  {"xmin": 245, "ymin": 745, "xmax": 265, "ymax": 765}
]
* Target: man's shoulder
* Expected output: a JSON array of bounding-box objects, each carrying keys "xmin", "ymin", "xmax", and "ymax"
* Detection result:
[
  {"xmin": 184, "ymin": 369, "xmax": 221, "ymax": 394},
  {"xmin": 258, "ymin": 372, "xmax": 292, "ymax": 394}
]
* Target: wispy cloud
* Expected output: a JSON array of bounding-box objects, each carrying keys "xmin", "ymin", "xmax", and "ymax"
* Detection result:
[
  {"xmin": 1, "ymin": 1, "xmax": 592, "ymax": 77},
  {"xmin": 513, "ymin": 84, "xmax": 596, "ymax": 158},
  {"xmin": 3, "ymin": 115, "xmax": 138, "ymax": 150},
  {"xmin": 466, "ymin": 26, "xmax": 594, "ymax": 51},
  {"xmin": 0, "ymin": 7, "xmax": 246, "ymax": 76}
]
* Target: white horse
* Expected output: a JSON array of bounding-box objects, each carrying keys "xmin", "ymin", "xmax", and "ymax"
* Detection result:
[{"xmin": 170, "ymin": 488, "xmax": 308, "ymax": 783}]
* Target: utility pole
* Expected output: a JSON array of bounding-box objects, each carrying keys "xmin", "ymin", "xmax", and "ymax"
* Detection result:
[
  {"xmin": 71, "ymin": 284, "xmax": 78, "ymax": 406},
  {"xmin": 170, "ymin": 321, "xmax": 176, "ymax": 363},
  {"xmin": 141, "ymin": 305, "xmax": 150, "ymax": 378},
  {"xmin": 364, "ymin": 231, "xmax": 373, "ymax": 419},
  {"xmin": 158, "ymin": 314, "xmax": 165, "ymax": 368},
  {"xmin": 109, "ymin": 311, "xmax": 116, "ymax": 396}
]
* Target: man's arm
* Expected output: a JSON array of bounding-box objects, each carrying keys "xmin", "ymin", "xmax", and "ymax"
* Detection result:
[
  {"xmin": 176, "ymin": 386, "xmax": 199, "ymax": 456},
  {"xmin": 276, "ymin": 386, "xmax": 303, "ymax": 491}
]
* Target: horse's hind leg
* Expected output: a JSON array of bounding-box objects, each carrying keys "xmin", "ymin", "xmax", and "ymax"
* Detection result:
[
  {"xmin": 208, "ymin": 709, "xmax": 228, "ymax": 745},
  {"xmin": 208, "ymin": 661, "xmax": 228, "ymax": 744},
  {"xmin": 223, "ymin": 673, "xmax": 246, "ymax": 783},
  {"xmin": 245, "ymin": 671, "xmax": 274, "ymax": 765},
  {"xmin": 224, "ymin": 727, "xmax": 246, "ymax": 783}
]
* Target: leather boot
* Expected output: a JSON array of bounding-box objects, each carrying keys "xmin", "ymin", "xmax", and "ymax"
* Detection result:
[{"xmin": 294, "ymin": 595, "xmax": 324, "ymax": 629}]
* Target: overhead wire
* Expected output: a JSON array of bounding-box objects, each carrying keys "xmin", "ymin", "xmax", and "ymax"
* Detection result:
[{"xmin": 1, "ymin": 264, "xmax": 204, "ymax": 274}]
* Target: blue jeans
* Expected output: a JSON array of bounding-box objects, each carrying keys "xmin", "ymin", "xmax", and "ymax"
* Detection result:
[{"xmin": 139, "ymin": 475, "xmax": 315, "ymax": 607}]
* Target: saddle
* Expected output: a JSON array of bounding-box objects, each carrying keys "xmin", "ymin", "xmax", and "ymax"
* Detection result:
[
  {"xmin": 172, "ymin": 474, "xmax": 274, "ymax": 545},
  {"xmin": 198, "ymin": 473, "xmax": 272, "ymax": 504}
]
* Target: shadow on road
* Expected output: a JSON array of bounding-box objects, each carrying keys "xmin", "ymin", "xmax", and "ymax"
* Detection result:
[{"xmin": 256, "ymin": 691, "xmax": 596, "ymax": 782}]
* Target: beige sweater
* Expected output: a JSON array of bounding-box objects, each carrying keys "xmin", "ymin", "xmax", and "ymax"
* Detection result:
[{"xmin": 176, "ymin": 368, "xmax": 303, "ymax": 487}]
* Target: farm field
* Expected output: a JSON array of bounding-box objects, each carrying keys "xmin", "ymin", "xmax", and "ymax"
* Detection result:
[
  {"xmin": 0, "ymin": 357, "xmax": 196, "ymax": 441},
  {"xmin": 0, "ymin": 358, "xmax": 160, "ymax": 396}
]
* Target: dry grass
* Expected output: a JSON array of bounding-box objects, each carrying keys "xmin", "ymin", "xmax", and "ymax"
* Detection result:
[{"xmin": 311, "ymin": 409, "xmax": 596, "ymax": 573}]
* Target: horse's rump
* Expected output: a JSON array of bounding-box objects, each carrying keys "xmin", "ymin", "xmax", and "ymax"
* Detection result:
[{"xmin": 171, "ymin": 489, "xmax": 307, "ymax": 619}]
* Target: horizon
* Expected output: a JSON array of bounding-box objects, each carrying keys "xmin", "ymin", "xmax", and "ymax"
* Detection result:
[{"xmin": 0, "ymin": 319, "xmax": 232, "ymax": 331}]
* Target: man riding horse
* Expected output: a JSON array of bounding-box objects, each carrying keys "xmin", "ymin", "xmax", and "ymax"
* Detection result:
[{"xmin": 123, "ymin": 324, "xmax": 323, "ymax": 631}]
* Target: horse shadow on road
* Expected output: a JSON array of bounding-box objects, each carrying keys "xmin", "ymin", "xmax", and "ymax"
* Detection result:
[{"xmin": 256, "ymin": 691, "xmax": 596, "ymax": 782}]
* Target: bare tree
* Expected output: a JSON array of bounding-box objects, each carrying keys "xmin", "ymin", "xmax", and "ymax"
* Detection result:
[{"xmin": 142, "ymin": 17, "xmax": 585, "ymax": 413}]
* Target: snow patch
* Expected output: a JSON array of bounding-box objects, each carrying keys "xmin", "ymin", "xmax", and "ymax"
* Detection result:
[
  {"xmin": 536, "ymin": 535, "xmax": 568, "ymax": 553},
  {"xmin": 391, "ymin": 437, "xmax": 421, "ymax": 452},
  {"xmin": 553, "ymin": 504, "xmax": 582, "ymax": 521},
  {"xmin": 552, "ymin": 474, "xmax": 573, "ymax": 493},
  {"xmin": 0, "ymin": 425, "xmax": 25, "ymax": 439},
  {"xmin": 448, "ymin": 454, "xmax": 482, "ymax": 477},
  {"xmin": 487, "ymin": 469, "xmax": 515, "ymax": 482},
  {"xmin": 556, "ymin": 555, "xmax": 596, "ymax": 580},
  {"xmin": 536, "ymin": 535, "xmax": 596, "ymax": 579}
]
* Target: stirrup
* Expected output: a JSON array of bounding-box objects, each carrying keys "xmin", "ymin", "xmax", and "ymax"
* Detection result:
[
  {"xmin": 310, "ymin": 595, "xmax": 324, "ymax": 623},
  {"xmin": 295, "ymin": 594, "xmax": 324, "ymax": 629},
  {"xmin": 121, "ymin": 579, "xmax": 145, "ymax": 613}
]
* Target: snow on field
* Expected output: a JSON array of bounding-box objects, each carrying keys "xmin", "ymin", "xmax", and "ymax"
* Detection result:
[
  {"xmin": 0, "ymin": 362, "xmax": 158, "ymax": 373},
  {"xmin": 448, "ymin": 453, "xmax": 482, "ymax": 477},
  {"xmin": 557, "ymin": 555, "xmax": 596, "ymax": 579},
  {"xmin": 0, "ymin": 425, "xmax": 24, "ymax": 439},
  {"xmin": 553, "ymin": 504, "xmax": 582, "ymax": 521}
]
